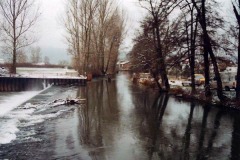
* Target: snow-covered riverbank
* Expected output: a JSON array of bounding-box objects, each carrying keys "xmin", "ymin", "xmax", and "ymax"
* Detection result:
[{"xmin": 0, "ymin": 67, "xmax": 87, "ymax": 79}]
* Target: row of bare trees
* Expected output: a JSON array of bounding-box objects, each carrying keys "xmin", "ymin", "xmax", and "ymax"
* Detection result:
[
  {"xmin": 0, "ymin": 0, "xmax": 126, "ymax": 75},
  {"xmin": 16, "ymin": 46, "xmax": 50, "ymax": 64},
  {"xmin": 130, "ymin": 0, "xmax": 240, "ymax": 101},
  {"xmin": 63, "ymin": 0, "xmax": 125, "ymax": 76}
]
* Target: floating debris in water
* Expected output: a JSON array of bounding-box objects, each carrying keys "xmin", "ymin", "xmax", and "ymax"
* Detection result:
[{"xmin": 49, "ymin": 98, "xmax": 86, "ymax": 107}]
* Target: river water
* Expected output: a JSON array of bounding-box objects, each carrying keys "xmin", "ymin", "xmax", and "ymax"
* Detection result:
[{"xmin": 0, "ymin": 72, "xmax": 240, "ymax": 159}]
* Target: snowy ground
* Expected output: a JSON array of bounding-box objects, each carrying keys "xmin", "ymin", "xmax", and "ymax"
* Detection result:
[
  {"xmin": 168, "ymin": 79, "xmax": 184, "ymax": 87},
  {"xmin": 0, "ymin": 67, "xmax": 87, "ymax": 79}
]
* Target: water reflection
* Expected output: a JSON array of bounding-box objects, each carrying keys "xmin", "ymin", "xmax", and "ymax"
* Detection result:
[
  {"xmin": 76, "ymin": 79, "xmax": 120, "ymax": 159},
  {"xmin": 181, "ymin": 102, "xmax": 195, "ymax": 160},
  {"xmin": 53, "ymin": 72, "xmax": 240, "ymax": 160},
  {"xmin": 231, "ymin": 113, "xmax": 240, "ymax": 160}
]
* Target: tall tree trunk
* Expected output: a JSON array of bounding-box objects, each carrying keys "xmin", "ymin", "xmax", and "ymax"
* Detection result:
[
  {"xmin": 201, "ymin": 0, "xmax": 211, "ymax": 98},
  {"xmin": 203, "ymin": 37, "xmax": 211, "ymax": 98},
  {"xmin": 232, "ymin": 2, "xmax": 240, "ymax": 99},
  {"xmin": 185, "ymin": 13, "xmax": 193, "ymax": 91},
  {"xmin": 192, "ymin": 0, "xmax": 224, "ymax": 101},
  {"xmin": 150, "ymin": 69, "xmax": 163, "ymax": 90},
  {"xmin": 207, "ymin": 41, "xmax": 225, "ymax": 100},
  {"xmin": 12, "ymin": 5, "xmax": 17, "ymax": 74},
  {"xmin": 181, "ymin": 102, "xmax": 194, "ymax": 159},
  {"xmin": 231, "ymin": 114, "xmax": 240, "ymax": 160},
  {"xmin": 154, "ymin": 22, "xmax": 170, "ymax": 91},
  {"xmin": 189, "ymin": 7, "xmax": 198, "ymax": 94},
  {"xmin": 100, "ymin": 32, "xmax": 105, "ymax": 75},
  {"xmin": 237, "ymin": 24, "xmax": 240, "ymax": 99},
  {"xmin": 196, "ymin": 105, "xmax": 210, "ymax": 160},
  {"xmin": 12, "ymin": 47, "xmax": 17, "ymax": 74},
  {"xmin": 104, "ymin": 39, "xmax": 114, "ymax": 74}
]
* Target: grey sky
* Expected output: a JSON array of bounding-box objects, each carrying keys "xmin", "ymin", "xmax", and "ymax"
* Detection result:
[
  {"xmin": 0, "ymin": 0, "xmax": 233, "ymax": 64},
  {"xmin": 36, "ymin": 0, "xmax": 67, "ymax": 64},
  {"xmin": 38, "ymin": 0, "xmax": 65, "ymax": 48},
  {"xmin": 36, "ymin": 0, "xmax": 145, "ymax": 64}
]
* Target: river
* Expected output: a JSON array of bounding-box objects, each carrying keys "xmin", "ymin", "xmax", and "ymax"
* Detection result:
[{"xmin": 0, "ymin": 72, "xmax": 239, "ymax": 159}]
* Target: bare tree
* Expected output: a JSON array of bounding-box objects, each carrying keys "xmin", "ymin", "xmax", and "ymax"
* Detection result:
[
  {"xmin": 58, "ymin": 60, "xmax": 69, "ymax": 66},
  {"xmin": 130, "ymin": 14, "xmax": 186, "ymax": 89},
  {"xmin": 94, "ymin": 0, "xmax": 119, "ymax": 75},
  {"xmin": 82, "ymin": 0, "xmax": 99, "ymax": 73},
  {"xmin": 64, "ymin": 0, "xmax": 98, "ymax": 74},
  {"xmin": 191, "ymin": 0, "xmax": 226, "ymax": 101},
  {"xmin": 17, "ymin": 49, "xmax": 28, "ymax": 63},
  {"xmin": 180, "ymin": 0, "xmax": 199, "ymax": 94},
  {"xmin": 98, "ymin": 7, "xmax": 125, "ymax": 74},
  {"xmin": 0, "ymin": 0, "xmax": 39, "ymax": 73},
  {"xmin": 138, "ymin": 0, "xmax": 183, "ymax": 91},
  {"xmin": 30, "ymin": 46, "xmax": 41, "ymax": 64},
  {"xmin": 44, "ymin": 56, "xmax": 50, "ymax": 65},
  {"xmin": 64, "ymin": 0, "xmax": 125, "ymax": 76},
  {"xmin": 130, "ymin": 17, "xmax": 160, "ymax": 88},
  {"xmin": 64, "ymin": 0, "xmax": 81, "ymax": 73}
]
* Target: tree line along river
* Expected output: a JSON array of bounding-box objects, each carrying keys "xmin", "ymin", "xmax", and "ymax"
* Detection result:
[{"xmin": 0, "ymin": 72, "xmax": 239, "ymax": 159}]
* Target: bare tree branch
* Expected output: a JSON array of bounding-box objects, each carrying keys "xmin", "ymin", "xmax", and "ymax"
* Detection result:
[{"xmin": 0, "ymin": 0, "xmax": 39, "ymax": 73}]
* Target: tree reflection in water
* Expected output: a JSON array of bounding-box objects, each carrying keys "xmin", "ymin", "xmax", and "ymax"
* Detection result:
[
  {"xmin": 73, "ymin": 73, "xmax": 240, "ymax": 160},
  {"xmin": 231, "ymin": 112, "xmax": 240, "ymax": 160},
  {"xmin": 181, "ymin": 102, "xmax": 195, "ymax": 160},
  {"xmin": 77, "ymin": 79, "xmax": 119, "ymax": 159},
  {"xmin": 196, "ymin": 105, "xmax": 211, "ymax": 160}
]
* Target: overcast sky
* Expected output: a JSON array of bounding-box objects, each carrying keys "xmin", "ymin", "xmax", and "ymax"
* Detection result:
[
  {"xmin": 34, "ymin": 0, "xmax": 145, "ymax": 64},
  {"xmin": 14, "ymin": 0, "xmax": 233, "ymax": 64},
  {"xmin": 37, "ymin": 0, "xmax": 65, "ymax": 48}
]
